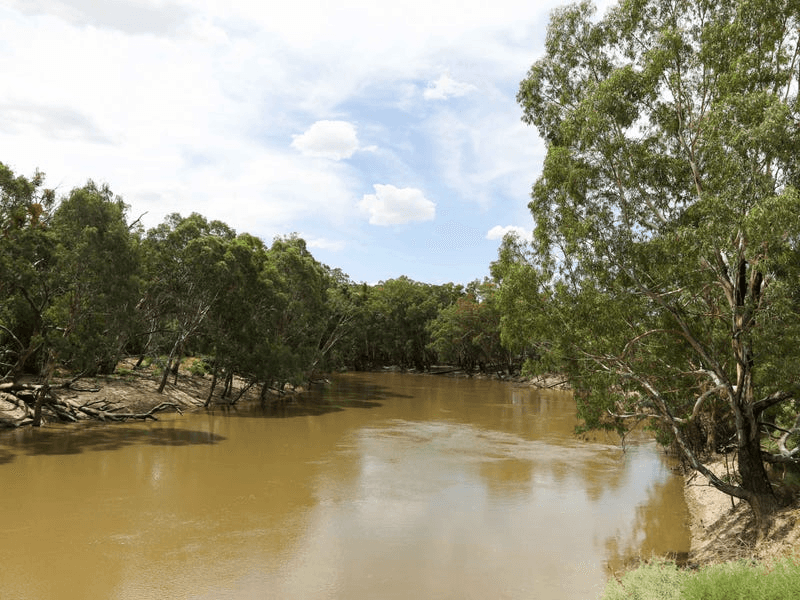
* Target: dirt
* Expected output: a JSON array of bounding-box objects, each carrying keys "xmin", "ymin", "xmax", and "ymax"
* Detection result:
[
  {"xmin": 54, "ymin": 358, "xmax": 211, "ymax": 414},
  {"xmin": 684, "ymin": 456, "xmax": 800, "ymax": 566},
  {"xmin": 4, "ymin": 357, "xmax": 270, "ymax": 426}
]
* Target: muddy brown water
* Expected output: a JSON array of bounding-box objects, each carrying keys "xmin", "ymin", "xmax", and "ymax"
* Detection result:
[{"xmin": 0, "ymin": 373, "xmax": 689, "ymax": 599}]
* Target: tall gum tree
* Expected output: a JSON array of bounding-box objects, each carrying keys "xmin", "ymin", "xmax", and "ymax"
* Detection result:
[
  {"xmin": 49, "ymin": 182, "xmax": 140, "ymax": 376},
  {"xmin": 141, "ymin": 213, "xmax": 235, "ymax": 394},
  {"xmin": 516, "ymin": 0, "xmax": 800, "ymax": 528},
  {"xmin": 0, "ymin": 164, "xmax": 55, "ymax": 381}
]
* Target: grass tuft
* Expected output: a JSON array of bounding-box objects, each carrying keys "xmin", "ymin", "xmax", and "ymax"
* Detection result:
[
  {"xmin": 601, "ymin": 561, "xmax": 683, "ymax": 600},
  {"xmin": 601, "ymin": 557, "xmax": 800, "ymax": 600}
]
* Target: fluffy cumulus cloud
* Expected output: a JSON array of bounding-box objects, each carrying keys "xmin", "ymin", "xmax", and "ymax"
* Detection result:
[
  {"xmin": 291, "ymin": 120, "xmax": 360, "ymax": 160},
  {"xmin": 359, "ymin": 184, "xmax": 436, "ymax": 226},
  {"xmin": 424, "ymin": 74, "xmax": 477, "ymax": 100},
  {"xmin": 486, "ymin": 225, "xmax": 531, "ymax": 241}
]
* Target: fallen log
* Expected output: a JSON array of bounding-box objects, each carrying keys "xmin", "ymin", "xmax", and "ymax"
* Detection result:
[{"xmin": 77, "ymin": 401, "xmax": 182, "ymax": 422}]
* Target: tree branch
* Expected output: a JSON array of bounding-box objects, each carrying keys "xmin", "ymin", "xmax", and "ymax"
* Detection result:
[{"xmin": 752, "ymin": 391, "xmax": 795, "ymax": 416}]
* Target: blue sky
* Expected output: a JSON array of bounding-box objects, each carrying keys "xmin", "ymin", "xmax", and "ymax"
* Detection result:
[{"xmin": 0, "ymin": 0, "xmax": 612, "ymax": 285}]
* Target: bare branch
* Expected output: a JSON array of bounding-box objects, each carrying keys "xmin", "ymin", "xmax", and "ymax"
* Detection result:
[
  {"xmin": 0, "ymin": 324, "xmax": 24, "ymax": 350},
  {"xmin": 128, "ymin": 211, "xmax": 148, "ymax": 230},
  {"xmin": 753, "ymin": 390, "xmax": 795, "ymax": 416}
]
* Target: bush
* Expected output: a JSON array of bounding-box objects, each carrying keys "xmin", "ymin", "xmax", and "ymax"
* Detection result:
[{"xmin": 188, "ymin": 357, "xmax": 209, "ymax": 377}]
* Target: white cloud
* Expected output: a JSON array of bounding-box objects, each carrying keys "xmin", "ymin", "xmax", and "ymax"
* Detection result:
[
  {"xmin": 0, "ymin": 102, "xmax": 114, "ymax": 144},
  {"xmin": 424, "ymin": 74, "xmax": 477, "ymax": 100},
  {"xmin": 306, "ymin": 237, "xmax": 347, "ymax": 252},
  {"xmin": 486, "ymin": 225, "xmax": 531, "ymax": 241},
  {"xmin": 359, "ymin": 184, "xmax": 435, "ymax": 226},
  {"xmin": 424, "ymin": 99, "xmax": 547, "ymax": 211},
  {"xmin": 8, "ymin": 0, "xmax": 192, "ymax": 36},
  {"xmin": 291, "ymin": 120, "xmax": 360, "ymax": 160}
]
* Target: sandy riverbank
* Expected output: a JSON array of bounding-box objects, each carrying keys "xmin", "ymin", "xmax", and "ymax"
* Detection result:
[{"xmin": 684, "ymin": 457, "xmax": 800, "ymax": 565}]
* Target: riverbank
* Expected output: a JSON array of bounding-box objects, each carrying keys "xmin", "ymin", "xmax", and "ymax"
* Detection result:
[
  {"xmin": 0, "ymin": 358, "xmax": 284, "ymax": 427},
  {"xmin": 684, "ymin": 457, "xmax": 800, "ymax": 565},
  {"xmin": 421, "ymin": 366, "xmax": 571, "ymax": 390}
]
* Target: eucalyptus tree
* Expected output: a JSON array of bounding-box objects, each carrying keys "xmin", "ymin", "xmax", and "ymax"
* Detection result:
[
  {"xmin": 141, "ymin": 213, "xmax": 235, "ymax": 393},
  {"xmin": 266, "ymin": 235, "xmax": 330, "ymax": 386},
  {"xmin": 0, "ymin": 163, "xmax": 56, "ymax": 380},
  {"xmin": 48, "ymin": 182, "xmax": 140, "ymax": 376},
  {"xmin": 490, "ymin": 233, "xmax": 553, "ymax": 370},
  {"xmin": 516, "ymin": 0, "xmax": 800, "ymax": 526},
  {"xmin": 362, "ymin": 277, "xmax": 461, "ymax": 370},
  {"xmin": 199, "ymin": 232, "xmax": 281, "ymax": 403},
  {"xmin": 312, "ymin": 268, "xmax": 364, "ymax": 373},
  {"xmin": 427, "ymin": 279, "xmax": 510, "ymax": 373}
]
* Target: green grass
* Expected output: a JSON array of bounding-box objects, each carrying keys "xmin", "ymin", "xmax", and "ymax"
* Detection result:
[
  {"xmin": 601, "ymin": 558, "xmax": 800, "ymax": 600},
  {"xmin": 602, "ymin": 562, "xmax": 684, "ymax": 600}
]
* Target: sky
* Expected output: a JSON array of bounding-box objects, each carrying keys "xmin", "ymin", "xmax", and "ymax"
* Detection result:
[{"xmin": 0, "ymin": 0, "xmax": 611, "ymax": 285}]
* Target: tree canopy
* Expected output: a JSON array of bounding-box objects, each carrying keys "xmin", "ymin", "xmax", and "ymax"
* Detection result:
[
  {"xmin": 513, "ymin": 0, "xmax": 800, "ymax": 525},
  {"xmin": 2, "ymin": 161, "xmax": 521, "ymax": 427}
]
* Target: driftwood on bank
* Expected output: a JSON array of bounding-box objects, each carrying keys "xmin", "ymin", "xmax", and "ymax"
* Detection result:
[{"xmin": 0, "ymin": 381, "xmax": 182, "ymax": 427}]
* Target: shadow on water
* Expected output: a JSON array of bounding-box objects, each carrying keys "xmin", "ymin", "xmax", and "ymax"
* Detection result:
[
  {"xmin": 0, "ymin": 425, "xmax": 226, "ymax": 461},
  {"xmin": 209, "ymin": 376, "xmax": 411, "ymax": 419},
  {"xmin": 0, "ymin": 376, "xmax": 407, "ymax": 461},
  {"xmin": 210, "ymin": 397, "xmax": 384, "ymax": 419}
]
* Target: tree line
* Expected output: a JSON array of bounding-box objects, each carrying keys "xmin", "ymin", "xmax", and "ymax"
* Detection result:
[{"xmin": 1, "ymin": 163, "xmax": 526, "ymax": 423}]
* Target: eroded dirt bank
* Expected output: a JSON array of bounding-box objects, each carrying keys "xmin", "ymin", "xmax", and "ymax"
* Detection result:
[
  {"xmin": 684, "ymin": 457, "xmax": 800, "ymax": 565},
  {"xmin": 0, "ymin": 358, "xmax": 271, "ymax": 427}
]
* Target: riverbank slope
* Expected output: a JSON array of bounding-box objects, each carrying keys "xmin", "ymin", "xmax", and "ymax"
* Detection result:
[{"xmin": 684, "ymin": 457, "xmax": 800, "ymax": 565}]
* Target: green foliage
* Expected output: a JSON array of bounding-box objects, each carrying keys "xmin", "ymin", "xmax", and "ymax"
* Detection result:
[
  {"xmin": 0, "ymin": 162, "xmax": 56, "ymax": 377},
  {"xmin": 48, "ymin": 181, "xmax": 140, "ymax": 374},
  {"xmin": 601, "ymin": 561, "xmax": 684, "ymax": 600},
  {"xmin": 512, "ymin": 0, "xmax": 800, "ymax": 510},
  {"xmin": 601, "ymin": 558, "xmax": 800, "ymax": 600},
  {"xmin": 187, "ymin": 358, "xmax": 209, "ymax": 378},
  {"xmin": 333, "ymin": 276, "xmax": 463, "ymax": 371},
  {"xmin": 427, "ymin": 279, "xmax": 511, "ymax": 372},
  {"xmin": 1, "ymin": 166, "xmax": 140, "ymax": 378}
]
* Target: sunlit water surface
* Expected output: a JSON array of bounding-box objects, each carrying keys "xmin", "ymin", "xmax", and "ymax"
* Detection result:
[{"xmin": 0, "ymin": 373, "xmax": 689, "ymax": 599}]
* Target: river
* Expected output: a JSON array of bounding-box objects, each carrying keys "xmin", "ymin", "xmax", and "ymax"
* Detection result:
[{"xmin": 0, "ymin": 372, "xmax": 689, "ymax": 599}]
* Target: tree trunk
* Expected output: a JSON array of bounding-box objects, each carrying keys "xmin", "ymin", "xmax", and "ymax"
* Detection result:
[
  {"xmin": 231, "ymin": 381, "xmax": 254, "ymax": 405},
  {"xmin": 259, "ymin": 382, "xmax": 270, "ymax": 404},
  {"xmin": 738, "ymin": 428, "xmax": 779, "ymax": 531},
  {"xmin": 172, "ymin": 356, "xmax": 182, "ymax": 385},
  {"xmin": 32, "ymin": 351, "xmax": 56, "ymax": 427},
  {"xmin": 221, "ymin": 371, "xmax": 234, "ymax": 399},
  {"xmin": 730, "ymin": 256, "xmax": 776, "ymax": 530},
  {"xmin": 204, "ymin": 362, "xmax": 219, "ymax": 407},
  {"xmin": 157, "ymin": 337, "xmax": 182, "ymax": 394},
  {"xmin": 32, "ymin": 385, "xmax": 45, "ymax": 427}
]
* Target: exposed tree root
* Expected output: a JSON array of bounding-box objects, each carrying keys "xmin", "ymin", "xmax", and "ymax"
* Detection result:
[{"xmin": 0, "ymin": 381, "xmax": 182, "ymax": 427}]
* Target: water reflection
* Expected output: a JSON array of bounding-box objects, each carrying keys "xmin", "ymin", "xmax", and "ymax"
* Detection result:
[
  {"xmin": 0, "ymin": 372, "xmax": 689, "ymax": 600},
  {"xmin": 0, "ymin": 423, "xmax": 225, "ymax": 460}
]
